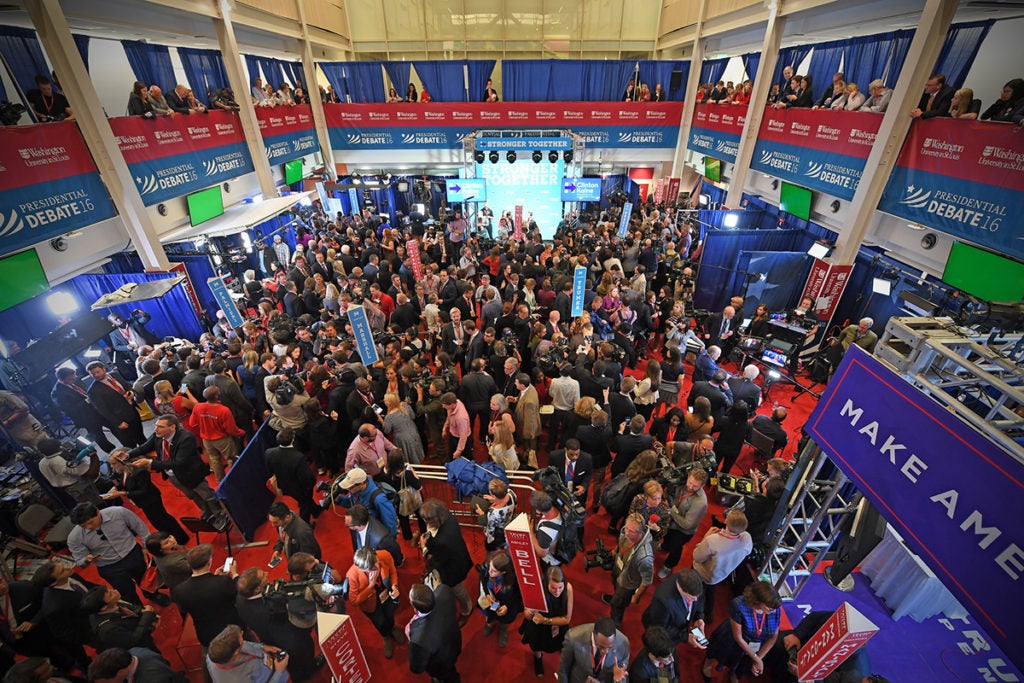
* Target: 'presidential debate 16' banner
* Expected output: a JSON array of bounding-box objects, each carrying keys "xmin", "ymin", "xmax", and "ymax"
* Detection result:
[
  {"xmin": 0, "ymin": 121, "xmax": 116, "ymax": 257},
  {"xmin": 255, "ymin": 104, "xmax": 319, "ymax": 164},
  {"xmin": 750, "ymin": 107, "xmax": 882, "ymax": 200},
  {"xmin": 878, "ymin": 118, "xmax": 1023, "ymax": 261},
  {"xmin": 324, "ymin": 102, "xmax": 683, "ymax": 150},
  {"xmin": 110, "ymin": 111, "xmax": 254, "ymax": 206},
  {"xmin": 687, "ymin": 103, "xmax": 747, "ymax": 163}
]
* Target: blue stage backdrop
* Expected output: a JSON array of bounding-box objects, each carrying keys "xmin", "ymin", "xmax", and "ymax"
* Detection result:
[{"xmin": 475, "ymin": 157, "xmax": 564, "ymax": 239}]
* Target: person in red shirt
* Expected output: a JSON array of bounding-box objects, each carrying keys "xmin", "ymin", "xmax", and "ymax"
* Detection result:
[
  {"xmin": 190, "ymin": 386, "xmax": 245, "ymax": 482},
  {"xmin": 370, "ymin": 283, "xmax": 396, "ymax": 321}
]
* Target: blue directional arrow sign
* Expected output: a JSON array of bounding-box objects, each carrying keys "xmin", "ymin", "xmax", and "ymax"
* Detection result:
[
  {"xmin": 561, "ymin": 177, "xmax": 602, "ymax": 202},
  {"xmin": 446, "ymin": 178, "xmax": 487, "ymax": 203}
]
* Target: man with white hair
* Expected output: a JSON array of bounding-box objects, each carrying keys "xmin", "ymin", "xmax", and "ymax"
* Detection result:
[
  {"xmin": 693, "ymin": 345, "xmax": 722, "ymax": 383},
  {"xmin": 859, "ymin": 79, "xmax": 892, "ymax": 113},
  {"xmin": 728, "ymin": 365, "xmax": 762, "ymax": 417},
  {"xmin": 838, "ymin": 318, "xmax": 878, "ymax": 354}
]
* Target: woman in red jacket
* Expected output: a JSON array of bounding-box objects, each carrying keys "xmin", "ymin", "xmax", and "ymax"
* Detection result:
[{"xmin": 346, "ymin": 546, "xmax": 407, "ymax": 658}]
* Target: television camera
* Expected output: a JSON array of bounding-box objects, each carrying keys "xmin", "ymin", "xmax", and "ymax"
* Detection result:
[{"xmin": 584, "ymin": 537, "xmax": 615, "ymax": 572}]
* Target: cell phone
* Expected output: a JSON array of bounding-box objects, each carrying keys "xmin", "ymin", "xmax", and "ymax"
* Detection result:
[
  {"xmin": 275, "ymin": 650, "xmax": 288, "ymax": 660},
  {"xmin": 691, "ymin": 627, "xmax": 708, "ymax": 647},
  {"xmin": 268, "ymin": 556, "xmax": 282, "ymax": 568},
  {"xmin": 222, "ymin": 557, "xmax": 234, "ymax": 573}
]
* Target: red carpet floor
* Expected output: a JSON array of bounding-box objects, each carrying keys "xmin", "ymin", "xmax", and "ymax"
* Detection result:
[{"xmin": 48, "ymin": 356, "xmax": 818, "ymax": 682}]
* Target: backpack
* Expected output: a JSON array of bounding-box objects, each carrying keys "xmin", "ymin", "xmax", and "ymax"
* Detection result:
[
  {"xmin": 274, "ymin": 382, "xmax": 295, "ymax": 405},
  {"xmin": 533, "ymin": 466, "xmax": 585, "ymax": 565},
  {"xmin": 369, "ymin": 480, "xmax": 400, "ymax": 517},
  {"xmin": 601, "ymin": 472, "xmax": 633, "ymax": 512}
]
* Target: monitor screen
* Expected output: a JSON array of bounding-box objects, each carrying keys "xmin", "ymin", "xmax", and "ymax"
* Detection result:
[
  {"xmin": 446, "ymin": 178, "xmax": 487, "ymax": 203},
  {"xmin": 0, "ymin": 249, "xmax": 50, "ymax": 312},
  {"xmin": 942, "ymin": 241, "xmax": 1024, "ymax": 303},
  {"xmin": 284, "ymin": 159, "xmax": 303, "ymax": 185},
  {"xmin": 561, "ymin": 177, "xmax": 602, "ymax": 202},
  {"xmin": 779, "ymin": 181, "xmax": 812, "ymax": 220},
  {"xmin": 761, "ymin": 347, "xmax": 788, "ymax": 368},
  {"xmin": 704, "ymin": 157, "xmax": 721, "ymax": 183},
  {"xmin": 187, "ymin": 186, "xmax": 224, "ymax": 227}
]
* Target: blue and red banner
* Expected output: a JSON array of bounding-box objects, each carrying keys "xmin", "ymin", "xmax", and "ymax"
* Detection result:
[
  {"xmin": 750, "ymin": 107, "xmax": 882, "ymax": 200},
  {"xmin": 0, "ymin": 121, "xmax": 116, "ymax": 257},
  {"xmin": 806, "ymin": 346, "xmax": 1024, "ymax": 671},
  {"xmin": 687, "ymin": 103, "xmax": 746, "ymax": 163},
  {"xmin": 255, "ymin": 104, "xmax": 319, "ymax": 164},
  {"xmin": 110, "ymin": 111, "xmax": 254, "ymax": 206},
  {"xmin": 324, "ymin": 102, "xmax": 684, "ymax": 150},
  {"xmin": 878, "ymin": 118, "xmax": 1023, "ymax": 261}
]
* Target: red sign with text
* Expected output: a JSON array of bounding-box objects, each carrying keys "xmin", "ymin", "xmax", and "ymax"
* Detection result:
[
  {"xmin": 797, "ymin": 602, "xmax": 878, "ymax": 681},
  {"xmin": 514, "ymin": 205, "xmax": 523, "ymax": 241},
  {"xmin": 319, "ymin": 613, "xmax": 371, "ymax": 683},
  {"xmin": 666, "ymin": 177, "xmax": 682, "ymax": 204},
  {"xmin": 692, "ymin": 103, "xmax": 747, "ymax": 135},
  {"xmin": 756, "ymin": 107, "xmax": 882, "ymax": 158},
  {"xmin": 801, "ymin": 260, "xmax": 854, "ymax": 321},
  {"xmin": 110, "ymin": 110, "xmax": 250, "ymax": 164},
  {"xmin": 504, "ymin": 513, "xmax": 548, "ymax": 612},
  {"xmin": 407, "ymin": 239, "xmax": 424, "ymax": 280}
]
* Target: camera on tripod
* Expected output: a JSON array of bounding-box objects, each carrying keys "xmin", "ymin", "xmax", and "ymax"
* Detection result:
[{"xmin": 584, "ymin": 538, "xmax": 615, "ymax": 572}]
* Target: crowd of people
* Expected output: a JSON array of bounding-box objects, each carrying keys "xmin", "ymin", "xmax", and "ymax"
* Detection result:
[{"xmin": 0, "ymin": 188, "xmax": 899, "ymax": 683}]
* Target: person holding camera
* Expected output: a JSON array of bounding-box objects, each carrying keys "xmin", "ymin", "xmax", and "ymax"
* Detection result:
[
  {"xmin": 105, "ymin": 449, "xmax": 188, "ymax": 545},
  {"xmin": 206, "ymin": 624, "xmax": 289, "ymax": 683},
  {"xmin": 346, "ymin": 546, "xmax": 406, "ymax": 658}
]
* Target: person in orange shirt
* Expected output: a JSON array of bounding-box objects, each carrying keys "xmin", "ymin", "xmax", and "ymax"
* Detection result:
[
  {"xmin": 346, "ymin": 547, "xmax": 407, "ymax": 658},
  {"xmin": 190, "ymin": 385, "xmax": 245, "ymax": 482}
]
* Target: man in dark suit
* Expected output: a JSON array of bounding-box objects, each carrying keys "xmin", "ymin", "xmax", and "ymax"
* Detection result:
[
  {"xmin": 554, "ymin": 281, "xmax": 573, "ymax": 323},
  {"xmin": 391, "ymin": 294, "xmax": 419, "ymax": 332},
  {"xmin": 268, "ymin": 502, "xmax": 321, "ymax": 564},
  {"xmin": 752, "ymin": 407, "xmax": 789, "ymax": 454},
  {"xmin": 288, "ymin": 256, "xmax": 311, "ymax": 292},
  {"xmin": 165, "ymin": 84, "xmax": 203, "ymax": 114},
  {"xmin": 282, "ymin": 280, "xmax": 305, "ymax": 317},
  {"xmin": 30, "ymin": 561, "xmax": 98, "ymax": 671},
  {"xmin": 641, "ymin": 568, "xmax": 706, "ymax": 648},
  {"xmin": 88, "ymin": 646, "xmax": 186, "ymax": 683},
  {"xmin": 52, "ymin": 367, "xmax": 117, "ymax": 452},
  {"xmin": 437, "ymin": 269, "xmax": 459, "ymax": 310},
  {"xmin": 459, "ymin": 358, "xmax": 498, "ymax": 446},
  {"xmin": 911, "ymin": 73, "xmax": 955, "ymax": 119},
  {"xmin": 728, "ymin": 365, "xmax": 762, "ymax": 418},
  {"xmin": 235, "ymin": 569, "xmax": 317, "ymax": 682},
  {"xmin": 171, "ymin": 544, "xmax": 241, "ymax": 650},
  {"xmin": 264, "ymin": 428, "xmax": 317, "ymax": 522},
  {"xmin": 86, "ymin": 361, "xmax": 145, "ymax": 447},
  {"xmin": 702, "ymin": 305, "xmax": 737, "ymax": 357},
  {"xmin": 130, "ymin": 414, "xmax": 227, "ymax": 529},
  {"xmin": 439, "ymin": 308, "xmax": 467, "ymax": 366},
  {"xmin": 608, "ymin": 377, "xmax": 638, "ymax": 432},
  {"xmin": 345, "ymin": 503, "xmax": 404, "ymax": 567},
  {"xmin": 611, "ymin": 415, "xmax": 653, "ymax": 477},
  {"xmin": 0, "ymin": 576, "xmax": 54, "ymax": 669},
  {"xmin": 407, "ymin": 583, "xmax": 462, "ymax": 683},
  {"xmin": 558, "ymin": 617, "xmax": 631, "ymax": 683},
  {"xmin": 688, "ymin": 370, "xmax": 735, "ymax": 424},
  {"xmin": 548, "ymin": 439, "xmax": 594, "ymax": 508}
]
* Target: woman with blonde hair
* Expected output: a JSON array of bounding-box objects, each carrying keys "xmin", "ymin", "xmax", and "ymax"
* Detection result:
[
  {"xmin": 950, "ymin": 87, "xmax": 981, "ymax": 119},
  {"xmin": 565, "ymin": 395, "xmax": 597, "ymax": 435},
  {"xmin": 489, "ymin": 421, "xmax": 520, "ymax": 470},
  {"xmin": 383, "ymin": 392, "xmax": 424, "ymax": 464}
]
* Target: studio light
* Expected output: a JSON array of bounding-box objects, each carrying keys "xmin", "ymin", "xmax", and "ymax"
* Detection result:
[
  {"xmin": 489, "ymin": 151, "xmax": 499, "ymax": 164},
  {"xmin": 563, "ymin": 150, "xmax": 573, "ymax": 163},
  {"xmin": 382, "ymin": 172, "xmax": 393, "ymax": 184},
  {"xmin": 768, "ymin": 369, "xmax": 781, "ymax": 380},
  {"xmin": 698, "ymin": 194, "xmax": 710, "ymax": 207},
  {"xmin": 46, "ymin": 291, "xmax": 79, "ymax": 317},
  {"xmin": 506, "ymin": 150, "xmax": 517, "ymax": 164},
  {"xmin": 397, "ymin": 179, "xmax": 410, "ymax": 192},
  {"xmin": 532, "ymin": 150, "xmax": 543, "ymax": 163},
  {"xmin": 807, "ymin": 241, "xmax": 831, "ymax": 259},
  {"xmin": 350, "ymin": 172, "xmax": 362, "ymax": 185},
  {"xmin": 241, "ymin": 232, "xmax": 253, "ymax": 254},
  {"xmin": 872, "ymin": 277, "xmax": 893, "ymax": 296},
  {"xmin": 549, "ymin": 150, "xmax": 559, "ymax": 163},
  {"xmin": 722, "ymin": 213, "xmax": 739, "ymax": 229},
  {"xmin": 474, "ymin": 150, "xmax": 485, "ymax": 163}
]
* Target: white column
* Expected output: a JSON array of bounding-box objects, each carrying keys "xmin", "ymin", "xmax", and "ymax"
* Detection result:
[
  {"xmin": 25, "ymin": 0, "xmax": 171, "ymax": 270},
  {"xmin": 669, "ymin": 0, "xmax": 708, "ymax": 178},
  {"xmin": 297, "ymin": 0, "xmax": 337, "ymax": 181}
]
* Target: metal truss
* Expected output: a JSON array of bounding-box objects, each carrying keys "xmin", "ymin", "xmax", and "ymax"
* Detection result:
[
  {"xmin": 875, "ymin": 317, "xmax": 1024, "ymax": 462},
  {"xmin": 757, "ymin": 441, "xmax": 855, "ymax": 601}
]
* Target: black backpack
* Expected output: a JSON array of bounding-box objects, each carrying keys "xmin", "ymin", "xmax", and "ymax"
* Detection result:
[
  {"xmin": 369, "ymin": 480, "xmax": 400, "ymax": 517},
  {"xmin": 601, "ymin": 472, "xmax": 632, "ymax": 512},
  {"xmin": 533, "ymin": 466, "xmax": 585, "ymax": 565}
]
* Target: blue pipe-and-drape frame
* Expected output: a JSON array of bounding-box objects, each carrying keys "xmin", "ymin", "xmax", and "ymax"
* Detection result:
[{"xmin": 177, "ymin": 47, "xmax": 230, "ymax": 105}]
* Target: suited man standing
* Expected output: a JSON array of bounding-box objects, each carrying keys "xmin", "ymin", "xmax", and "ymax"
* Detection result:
[
  {"xmin": 459, "ymin": 358, "xmax": 498, "ymax": 447},
  {"xmin": 548, "ymin": 439, "xmax": 594, "ymax": 507},
  {"xmin": 728, "ymin": 365, "xmax": 762, "ymax": 418},
  {"xmin": 129, "ymin": 414, "xmax": 227, "ymax": 530},
  {"xmin": 512, "ymin": 373, "xmax": 541, "ymax": 457},
  {"xmin": 29, "ymin": 561, "xmax": 99, "ymax": 671},
  {"xmin": 911, "ymin": 73, "xmax": 955, "ymax": 119},
  {"xmin": 264, "ymin": 427, "xmax": 317, "ymax": 523},
  {"xmin": 611, "ymin": 416, "xmax": 653, "ymax": 478},
  {"xmin": 688, "ymin": 370, "xmax": 735, "ymax": 424},
  {"xmin": 171, "ymin": 544, "xmax": 241, "ymax": 655},
  {"xmin": 345, "ymin": 503, "xmax": 404, "ymax": 567},
  {"xmin": 558, "ymin": 616, "xmax": 631, "ymax": 683},
  {"xmin": 407, "ymin": 583, "xmax": 463, "ymax": 683},
  {"xmin": 86, "ymin": 361, "xmax": 144, "ymax": 447},
  {"xmin": 51, "ymin": 367, "xmax": 117, "ymax": 452},
  {"xmin": 268, "ymin": 502, "xmax": 321, "ymax": 565},
  {"xmin": 702, "ymin": 305, "xmax": 736, "ymax": 357}
]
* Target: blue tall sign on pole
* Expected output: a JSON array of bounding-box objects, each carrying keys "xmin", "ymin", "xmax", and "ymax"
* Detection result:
[
  {"xmin": 348, "ymin": 188, "xmax": 360, "ymax": 215},
  {"xmin": 347, "ymin": 305, "xmax": 379, "ymax": 364},
  {"xmin": 206, "ymin": 276, "xmax": 245, "ymax": 329},
  {"xmin": 618, "ymin": 202, "xmax": 633, "ymax": 238},
  {"xmin": 570, "ymin": 266, "xmax": 588, "ymax": 318}
]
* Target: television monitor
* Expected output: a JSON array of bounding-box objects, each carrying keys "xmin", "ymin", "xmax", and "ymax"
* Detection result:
[
  {"xmin": 0, "ymin": 249, "xmax": 50, "ymax": 312},
  {"xmin": 186, "ymin": 186, "xmax": 224, "ymax": 227},
  {"xmin": 942, "ymin": 241, "xmax": 1024, "ymax": 303},
  {"xmin": 779, "ymin": 181, "xmax": 812, "ymax": 220},
  {"xmin": 561, "ymin": 177, "xmax": 602, "ymax": 202},
  {"xmin": 704, "ymin": 157, "xmax": 721, "ymax": 183},
  {"xmin": 761, "ymin": 347, "xmax": 788, "ymax": 368},
  {"xmin": 284, "ymin": 159, "xmax": 303, "ymax": 185}
]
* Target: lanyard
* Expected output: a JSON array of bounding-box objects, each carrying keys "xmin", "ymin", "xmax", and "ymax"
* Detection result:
[
  {"xmin": 753, "ymin": 609, "xmax": 767, "ymax": 639},
  {"xmin": 592, "ymin": 644, "xmax": 606, "ymax": 676}
]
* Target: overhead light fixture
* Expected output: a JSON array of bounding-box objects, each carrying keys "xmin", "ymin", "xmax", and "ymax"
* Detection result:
[
  {"xmin": 506, "ymin": 150, "xmax": 517, "ymax": 164},
  {"xmin": 350, "ymin": 172, "xmax": 362, "ymax": 185},
  {"xmin": 382, "ymin": 172, "xmax": 393, "ymax": 184},
  {"xmin": 397, "ymin": 179, "xmax": 410, "ymax": 192},
  {"xmin": 563, "ymin": 150, "xmax": 573, "ymax": 163},
  {"xmin": 45, "ymin": 291, "xmax": 79, "ymax": 317},
  {"xmin": 532, "ymin": 150, "xmax": 543, "ymax": 163},
  {"xmin": 722, "ymin": 213, "xmax": 739, "ymax": 229},
  {"xmin": 474, "ymin": 150, "xmax": 485, "ymax": 163},
  {"xmin": 549, "ymin": 150, "xmax": 559, "ymax": 163},
  {"xmin": 489, "ymin": 151, "xmax": 499, "ymax": 164},
  {"xmin": 872, "ymin": 277, "xmax": 893, "ymax": 296},
  {"xmin": 807, "ymin": 241, "xmax": 831, "ymax": 259}
]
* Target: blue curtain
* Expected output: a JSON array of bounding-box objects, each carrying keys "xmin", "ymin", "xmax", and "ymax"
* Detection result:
[
  {"xmin": 742, "ymin": 52, "xmax": 760, "ymax": 81},
  {"xmin": 700, "ymin": 58, "xmax": 729, "ymax": 85},
  {"xmin": 285, "ymin": 61, "xmax": 305, "ymax": 88},
  {"xmin": 319, "ymin": 62, "xmax": 347, "ymax": 102},
  {"xmin": 72, "ymin": 34, "xmax": 89, "ymax": 72},
  {"xmin": 382, "ymin": 61, "xmax": 411, "ymax": 99},
  {"xmin": 0, "ymin": 26, "xmax": 50, "ymax": 94},
  {"xmin": 260, "ymin": 56, "xmax": 287, "ymax": 90},
  {"xmin": 86, "ymin": 272, "xmax": 203, "ymax": 340},
  {"xmin": 332, "ymin": 61, "xmax": 385, "ymax": 103},
  {"xmin": 638, "ymin": 60, "xmax": 688, "ymax": 101},
  {"xmin": 413, "ymin": 60, "xmax": 466, "ymax": 101},
  {"xmin": 883, "ymin": 29, "xmax": 915, "ymax": 86},
  {"xmin": 589, "ymin": 61, "xmax": 636, "ymax": 101},
  {"xmin": 177, "ymin": 47, "xmax": 229, "ymax": 104},
  {"xmin": 737, "ymin": 251, "xmax": 812, "ymax": 312},
  {"xmin": 806, "ymin": 43, "xmax": 846, "ymax": 95},
  {"xmin": 466, "ymin": 59, "xmax": 496, "ymax": 101},
  {"xmin": 935, "ymin": 20, "xmax": 994, "ymax": 89},
  {"xmin": 502, "ymin": 60, "xmax": 551, "ymax": 101},
  {"xmin": 774, "ymin": 45, "xmax": 813, "ymax": 84},
  {"xmin": 243, "ymin": 54, "xmax": 261, "ymax": 88},
  {"xmin": 548, "ymin": 61, "xmax": 585, "ymax": 101},
  {"xmin": 842, "ymin": 33, "xmax": 895, "ymax": 93},
  {"xmin": 121, "ymin": 40, "xmax": 176, "ymax": 91}
]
